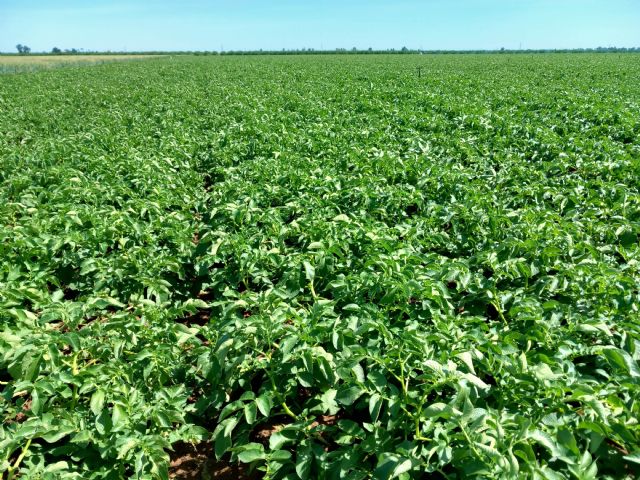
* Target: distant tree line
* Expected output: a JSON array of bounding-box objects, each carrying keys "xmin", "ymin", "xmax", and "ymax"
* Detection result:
[
  {"xmin": 15, "ymin": 44, "xmax": 31, "ymax": 54},
  {"xmin": 217, "ymin": 46, "xmax": 640, "ymax": 55},
  {"xmin": 5, "ymin": 45, "xmax": 640, "ymax": 56},
  {"xmin": 51, "ymin": 47, "xmax": 83, "ymax": 54}
]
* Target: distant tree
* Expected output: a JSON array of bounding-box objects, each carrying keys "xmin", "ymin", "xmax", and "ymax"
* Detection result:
[
  {"xmin": 401, "ymin": 46, "xmax": 409, "ymax": 52},
  {"xmin": 52, "ymin": 47, "xmax": 61, "ymax": 54},
  {"xmin": 16, "ymin": 44, "xmax": 31, "ymax": 54}
]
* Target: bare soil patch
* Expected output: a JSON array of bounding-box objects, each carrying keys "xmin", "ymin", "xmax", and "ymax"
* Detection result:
[{"xmin": 170, "ymin": 442, "xmax": 260, "ymax": 480}]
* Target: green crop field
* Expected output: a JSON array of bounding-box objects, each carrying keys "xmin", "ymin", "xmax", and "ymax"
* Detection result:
[
  {"xmin": 1, "ymin": 53, "xmax": 639, "ymax": 479},
  {"xmin": 0, "ymin": 55, "xmax": 164, "ymax": 74}
]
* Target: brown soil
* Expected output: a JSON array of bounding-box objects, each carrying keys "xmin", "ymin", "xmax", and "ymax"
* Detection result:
[
  {"xmin": 309, "ymin": 414, "xmax": 339, "ymax": 430},
  {"xmin": 202, "ymin": 460, "xmax": 260, "ymax": 480},
  {"xmin": 251, "ymin": 420, "xmax": 288, "ymax": 444},
  {"xmin": 169, "ymin": 442, "xmax": 260, "ymax": 480},
  {"xmin": 170, "ymin": 441, "xmax": 212, "ymax": 479},
  {"xmin": 178, "ymin": 309, "xmax": 211, "ymax": 327},
  {"xmin": 176, "ymin": 291, "xmax": 216, "ymax": 327}
]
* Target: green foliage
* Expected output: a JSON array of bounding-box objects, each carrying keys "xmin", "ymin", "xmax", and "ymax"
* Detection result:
[{"xmin": 1, "ymin": 53, "xmax": 640, "ymax": 479}]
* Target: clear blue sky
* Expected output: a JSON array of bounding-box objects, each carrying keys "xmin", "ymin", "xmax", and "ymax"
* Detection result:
[{"xmin": 1, "ymin": 0, "xmax": 639, "ymax": 52}]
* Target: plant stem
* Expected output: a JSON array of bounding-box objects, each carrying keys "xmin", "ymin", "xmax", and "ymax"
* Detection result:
[
  {"xmin": 268, "ymin": 368, "xmax": 298, "ymax": 420},
  {"xmin": 460, "ymin": 424, "xmax": 483, "ymax": 460},
  {"xmin": 7, "ymin": 438, "xmax": 32, "ymax": 480}
]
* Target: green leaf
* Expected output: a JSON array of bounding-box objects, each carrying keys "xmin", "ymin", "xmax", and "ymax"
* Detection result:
[
  {"xmin": 269, "ymin": 449, "xmax": 292, "ymax": 461},
  {"xmin": 154, "ymin": 411, "xmax": 172, "ymax": 428},
  {"xmin": 95, "ymin": 410, "xmax": 112, "ymax": 435},
  {"xmin": 368, "ymin": 370, "xmax": 387, "ymax": 390},
  {"xmin": 269, "ymin": 428, "xmax": 297, "ymax": 450},
  {"xmin": 332, "ymin": 214, "xmax": 351, "ymax": 223},
  {"xmin": 215, "ymin": 433, "xmax": 231, "ymax": 460},
  {"xmin": 117, "ymin": 437, "xmax": 138, "ymax": 459},
  {"xmin": 459, "ymin": 372, "xmax": 490, "ymax": 390},
  {"xmin": 238, "ymin": 443, "xmax": 265, "ymax": 463},
  {"xmin": 317, "ymin": 388, "xmax": 340, "ymax": 415},
  {"xmin": 71, "ymin": 430, "xmax": 92, "ymax": 444},
  {"xmin": 244, "ymin": 402, "xmax": 257, "ymax": 425},
  {"xmin": 456, "ymin": 351, "xmax": 475, "ymax": 374},
  {"xmin": 90, "ymin": 389, "xmax": 106, "ymax": 416},
  {"xmin": 336, "ymin": 386, "xmax": 363, "ymax": 406},
  {"xmin": 24, "ymin": 353, "xmax": 43, "ymax": 382},
  {"xmin": 369, "ymin": 393, "xmax": 383, "ymax": 422},
  {"xmin": 623, "ymin": 452, "xmax": 640, "ymax": 465},
  {"xmin": 533, "ymin": 363, "xmax": 560, "ymax": 381},
  {"xmin": 528, "ymin": 430, "xmax": 574, "ymax": 464},
  {"xmin": 31, "ymin": 388, "xmax": 42, "ymax": 415},
  {"xmin": 41, "ymin": 425, "xmax": 75, "ymax": 443},
  {"xmin": 601, "ymin": 347, "xmax": 640, "ymax": 377},
  {"xmin": 303, "ymin": 261, "xmax": 315, "ymax": 282},
  {"xmin": 424, "ymin": 403, "xmax": 450, "ymax": 419},
  {"xmin": 374, "ymin": 455, "xmax": 413, "ymax": 479},
  {"xmin": 214, "ymin": 418, "xmax": 238, "ymax": 459},
  {"xmin": 296, "ymin": 446, "xmax": 313, "ymax": 479},
  {"xmin": 256, "ymin": 394, "xmax": 273, "ymax": 417},
  {"xmin": 44, "ymin": 461, "xmax": 70, "ymax": 473},
  {"xmin": 112, "ymin": 404, "xmax": 127, "ymax": 429}
]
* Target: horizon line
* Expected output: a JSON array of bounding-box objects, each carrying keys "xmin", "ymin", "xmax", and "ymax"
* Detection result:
[{"xmin": 3, "ymin": 46, "xmax": 640, "ymax": 55}]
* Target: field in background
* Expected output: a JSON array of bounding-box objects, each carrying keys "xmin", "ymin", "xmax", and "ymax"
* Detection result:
[
  {"xmin": 0, "ymin": 54, "xmax": 164, "ymax": 72},
  {"xmin": 1, "ymin": 54, "xmax": 639, "ymax": 479}
]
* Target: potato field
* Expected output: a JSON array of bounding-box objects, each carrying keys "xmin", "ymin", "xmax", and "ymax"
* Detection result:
[{"xmin": 1, "ymin": 53, "xmax": 640, "ymax": 479}]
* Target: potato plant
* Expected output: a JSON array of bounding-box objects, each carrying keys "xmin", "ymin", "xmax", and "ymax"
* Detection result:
[{"xmin": 1, "ymin": 53, "xmax": 640, "ymax": 479}]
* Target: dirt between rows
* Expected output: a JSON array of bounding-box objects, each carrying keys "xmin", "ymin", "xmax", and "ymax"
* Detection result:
[
  {"xmin": 169, "ymin": 414, "xmax": 340, "ymax": 479},
  {"xmin": 169, "ymin": 441, "xmax": 259, "ymax": 480}
]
